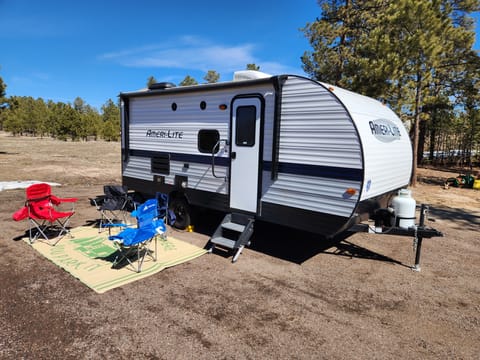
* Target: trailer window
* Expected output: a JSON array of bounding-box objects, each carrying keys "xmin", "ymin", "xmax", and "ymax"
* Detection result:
[
  {"xmin": 198, "ymin": 129, "xmax": 220, "ymax": 153},
  {"xmin": 235, "ymin": 106, "xmax": 256, "ymax": 147}
]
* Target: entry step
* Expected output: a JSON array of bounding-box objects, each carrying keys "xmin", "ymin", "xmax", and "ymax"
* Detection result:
[
  {"xmin": 210, "ymin": 236, "xmax": 236, "ymax": 249},
  {"xmin": 206, "ymin": 212, "xmax": 255, "ymax": 263},
  {"xmin": 221, "ymin": 221, "xmax": 245, "ymax": 233}
]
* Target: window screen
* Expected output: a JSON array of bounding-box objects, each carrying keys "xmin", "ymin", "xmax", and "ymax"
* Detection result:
[
  {"xmin": 235, "ymin": 106, "xmax": 256, "ymax": 147},
  {"xmin": 198, "ymin": 129, "xmax": 220, "ymax": 153}
]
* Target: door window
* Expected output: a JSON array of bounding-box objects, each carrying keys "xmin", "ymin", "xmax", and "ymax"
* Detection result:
[{"xmin": 235, "ymin": 106, "xmax": 256, "ymax": 147}]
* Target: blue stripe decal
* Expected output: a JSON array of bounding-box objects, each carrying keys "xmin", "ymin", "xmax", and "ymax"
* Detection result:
[
  {"xmin": 172, "ymin": 153, "xmax": 230, "ymax": 166},
  {"xmin": 129, "ymin": 149, "xmax": 230, "ymax": 167},
  {"xmin": 263, "ymin": 161, "xmax": 362, "ymax": 181},
  {"xmin": 130, "ymin": 150, "xmax": 362, "ymax": 181}
]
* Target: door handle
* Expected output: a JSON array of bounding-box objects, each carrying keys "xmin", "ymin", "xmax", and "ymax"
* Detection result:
[{"xmin": 231, "ymin": 152, "xmax": 237, "ymax": 159}]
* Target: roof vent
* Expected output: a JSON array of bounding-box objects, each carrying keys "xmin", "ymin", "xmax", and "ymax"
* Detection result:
[
  {"xmin": 233, "ymin": 70, "xmax": 271, "ymax": 81},
  {"xmin": 148, "ymin": 82, "xmax": 176, "ymax": 90}
]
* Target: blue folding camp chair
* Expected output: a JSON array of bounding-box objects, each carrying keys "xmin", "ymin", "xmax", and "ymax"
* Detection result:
[
  {"xmin": 108, "ymin": 199, "xmax": 166, "ymax": 273},
  {"xmin": 156, "ymin": 192, "xmax": 176, "ymax": 226}
]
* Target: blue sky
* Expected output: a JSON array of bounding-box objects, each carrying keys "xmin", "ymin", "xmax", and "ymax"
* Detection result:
[{"xmin": 1, "ymin": 1, "xmax": 479, "ymax": 111}]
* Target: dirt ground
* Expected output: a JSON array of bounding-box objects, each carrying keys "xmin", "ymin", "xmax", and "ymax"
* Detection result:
[{"xmin": 0, "ymin": 131, "xmax": 479, "ymax": 359}]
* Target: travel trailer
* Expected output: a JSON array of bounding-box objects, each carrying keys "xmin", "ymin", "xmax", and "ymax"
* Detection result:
[{"xmin": 119, "ymin": 71, "xmax": 414, "ymax": 261}]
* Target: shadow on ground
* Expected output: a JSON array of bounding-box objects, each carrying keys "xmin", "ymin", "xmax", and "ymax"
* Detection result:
[
  {"xmin": 78, "ymin": 203, "xmax": 477, "ymax": 267},
  {"xmin": 249, "ymin": 221, "xmax": 411, "ymax": 267},
  {"xmin": 189, "ymin": 206, "xmax": 410, "ymax": 266},
  {"xmin": 427, "ymin": 206, "xmax": 480, "ymax": 231}
]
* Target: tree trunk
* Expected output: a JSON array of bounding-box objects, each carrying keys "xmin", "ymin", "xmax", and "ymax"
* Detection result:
[
  {"xmin": 418, "ymin": 118, "xmax": 427, "ymax": 165},
  {"xmin": 411, "ymin": 73, "xmax": 423, "ymax": 187},
  {"xmin": 429, "ymin": 106, "xmax": 437, "ymax": 161}
]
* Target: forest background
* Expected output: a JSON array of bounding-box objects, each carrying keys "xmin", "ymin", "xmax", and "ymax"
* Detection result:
[{"xmin": 0, "ymin": 0, "xmax": 479, "ymax": 185}]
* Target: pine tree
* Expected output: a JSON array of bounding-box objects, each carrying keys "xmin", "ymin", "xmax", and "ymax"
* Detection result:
[
  {"xmin": 302, "ymin": 0, "xmax": 480, "ymax": 185},
  {"xmin": 101, "ymin": 99, "xmax": 120, "ymax": 141},
  {"xmin": 179, "ymin": 75, "xmax": 198, "ymax": 86},
  {"xmin": 246, "ymin": 64, "xmax": 260, "ymax": 71},
  {"xmin": 147, "ymin": 76, "xmax": 157, "ymax": 88},
  {"xmin": 203, "ymin": 70, "xmax": 220, "ymax": 83}
]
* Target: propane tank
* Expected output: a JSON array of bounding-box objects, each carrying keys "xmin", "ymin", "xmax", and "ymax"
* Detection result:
[{"xmin": 391, "ymin": 189, "xmax": 416, "ymax": 229}]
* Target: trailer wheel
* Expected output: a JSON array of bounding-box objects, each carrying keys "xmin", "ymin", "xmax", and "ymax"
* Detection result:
[{"xmin": 170, "ymin": 197, "xmax": 191, "ymax": 230}]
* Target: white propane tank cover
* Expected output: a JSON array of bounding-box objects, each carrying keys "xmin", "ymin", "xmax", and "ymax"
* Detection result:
[
  {"xmin": 233, "ymin": 70, "xmax": 272, "ymax": 81},
  {"xmin": 392, "ymin": 189, "xmax": 417, "ymax": 229}
]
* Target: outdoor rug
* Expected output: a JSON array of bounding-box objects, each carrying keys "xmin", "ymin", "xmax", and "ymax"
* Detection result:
[{"xmin": 24, "ymin": 226, "xmax": 206, "ymax": 293}]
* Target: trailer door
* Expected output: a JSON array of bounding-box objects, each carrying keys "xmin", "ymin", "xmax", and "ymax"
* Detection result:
[{"xmin": 230, "ymin": 97, "xmax": 262, "ymax": 213}]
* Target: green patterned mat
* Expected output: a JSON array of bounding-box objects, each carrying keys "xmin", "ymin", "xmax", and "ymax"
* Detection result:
[{"xmin": 25, "ymin": 226, "xmax": 206, "ymax": 293}]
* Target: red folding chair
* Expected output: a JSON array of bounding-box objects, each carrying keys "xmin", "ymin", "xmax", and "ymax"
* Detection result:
[{"xmin": 12, "ymin": 183, "xmax": 78, "ymax": 245}]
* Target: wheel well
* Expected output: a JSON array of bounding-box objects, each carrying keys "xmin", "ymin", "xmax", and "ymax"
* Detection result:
[{"xmin": 168, "ymin": 190, "xmax": 189, "ymax": 206}]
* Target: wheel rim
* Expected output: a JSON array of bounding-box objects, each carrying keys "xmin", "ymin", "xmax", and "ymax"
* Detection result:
[{"xmin": 173, "ymin": 203, "xmax": 187, "ymax": 224}]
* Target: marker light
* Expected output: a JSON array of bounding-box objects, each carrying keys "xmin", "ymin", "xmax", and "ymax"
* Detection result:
[{"xmin": 345, "ymin": 188, "xmax": 357, "ymax": 196}]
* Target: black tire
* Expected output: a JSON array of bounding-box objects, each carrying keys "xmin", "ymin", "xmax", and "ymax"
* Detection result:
[{"xmin": 169, "ymin": 197, "xmax": 191, "ymax": 230}]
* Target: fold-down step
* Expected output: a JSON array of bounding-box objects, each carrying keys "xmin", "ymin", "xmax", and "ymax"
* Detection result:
[{"xmin": 206, "ymin": 212, "xmax": 254, "ymax": 263}]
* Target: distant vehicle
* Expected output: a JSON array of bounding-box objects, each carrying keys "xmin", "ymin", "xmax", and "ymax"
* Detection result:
[{"xmin": 423, "ymin": 149, "xmax": 478, "ymax": 160}]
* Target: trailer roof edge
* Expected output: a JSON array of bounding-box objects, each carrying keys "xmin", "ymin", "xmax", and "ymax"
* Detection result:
[{"xmin": 119, "ymin": 75, "xmax": 291, "ymax": 99}]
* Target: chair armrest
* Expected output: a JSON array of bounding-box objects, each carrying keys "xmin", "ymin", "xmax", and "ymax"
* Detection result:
[
  {"xmin": 102, "ymin": 222, "xmax": 133, "ymax": 236},
  {"xmin": 12, "ymin": 206, "xmax": 29, "ymax": 221},
  {"xmin": 53, "ymin": 196, "xmax": 78, "ymax": 203},
  {"xmin": 102, "ymin": 222, "xmax": 129, "ymax": 228},
  {"xmin": 89, "ymin": 195, "xmax": 105, "ymax": 207},
  {"xmin": 51, "ymin": 195, "xmax": 78, "ymax": 205},
  {"xmin": 50, "ymin": 196, "xmax": 77, "ymax": 214}
]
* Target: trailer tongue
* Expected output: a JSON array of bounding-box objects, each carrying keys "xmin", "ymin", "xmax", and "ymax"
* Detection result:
[{"xmin": 349, "ymin": 204, "xmax": 443, "ymax": 271}]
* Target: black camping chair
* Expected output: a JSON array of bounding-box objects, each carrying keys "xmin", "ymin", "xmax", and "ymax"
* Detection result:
[{"xmin": 90, "ymin": 185, "xmax": 136, "ymax": 232}]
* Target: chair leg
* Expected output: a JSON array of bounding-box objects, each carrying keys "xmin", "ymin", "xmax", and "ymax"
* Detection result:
[
  {"xmin": 136, "ymin": 243, "xmax": 149, "ymax": 273},
  {"xmin": 28, "ymin": 217, "xmax": 73, "ymax": 246},
  {"xmin": 111, "ymin": 245, "xmax": 138, "ymax": 272},
  {"xmin": 29, "ymin": 219, "xmax": 49, "ymax": 244},
  {"xmin": 111, "ymin": 238, "xmax": 157, "ymax": 273},
  {"xmin": 137, "ymin": 245, "xmax": 143, "ymax": 273},
  {"xmin": 99, "ymin": 211, "xmax": 112, "ymax": 233},
  {"xmin": 51, "ymin": 216, "xmax": 74, "ymax": 245},
  {"xmin": 112, "ymin": 242, "xmax": 127, "ymax": 267},
  {"xmin": 154, "ymin": 236, "xmax": 157, "ymax": 262},
  {"xmin": 99, "ymin": 210, "xmax": 130, "ymax": 233}
]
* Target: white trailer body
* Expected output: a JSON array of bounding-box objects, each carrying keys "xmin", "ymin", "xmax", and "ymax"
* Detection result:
[{"xmin": 120, "ymin": 74, "xmax": 412, "ymax": 237}]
